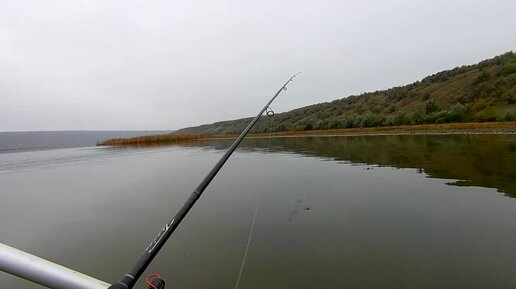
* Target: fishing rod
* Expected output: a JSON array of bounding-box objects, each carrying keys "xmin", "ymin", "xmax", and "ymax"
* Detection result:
[
  {"xmin": 0, "ymin": 74, "xmax": 300, "ymax": 289},
  {"xmin": 109, "ymin": 73, "xmax": 301, "ymax": 289}
]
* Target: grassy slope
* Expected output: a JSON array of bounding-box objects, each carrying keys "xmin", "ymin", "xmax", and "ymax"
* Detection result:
[{"xmin": 177, "ymin": 52, "xmax": 516, "ymax": 134}]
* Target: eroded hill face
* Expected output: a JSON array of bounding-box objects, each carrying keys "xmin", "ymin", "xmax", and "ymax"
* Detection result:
[{"xmin": 178, "ymin": 52, "xmax": 516, "ymax": 134}]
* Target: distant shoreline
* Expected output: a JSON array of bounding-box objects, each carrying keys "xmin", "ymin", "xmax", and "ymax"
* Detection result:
[
  {"xmin": 98, "ymin": 122, "xmax": 516, "ymax": 146},
  {"xmin": 0, "ymin": 130, "xmax": 172, "ymax": 153}
]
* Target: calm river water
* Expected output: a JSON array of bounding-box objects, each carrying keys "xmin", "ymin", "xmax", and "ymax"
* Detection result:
[{"xmin": 1, "ymin": 134, "xmax": 515, "ymax": 289}]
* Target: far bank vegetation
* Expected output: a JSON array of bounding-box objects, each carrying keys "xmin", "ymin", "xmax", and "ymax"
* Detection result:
[
  {"xmin": 177, "ymin": 52, "xmax": 516, "ymax": 134},
  {"xmin": 99, "ymin": 52, "xmax": 516, "ymax": 146}
]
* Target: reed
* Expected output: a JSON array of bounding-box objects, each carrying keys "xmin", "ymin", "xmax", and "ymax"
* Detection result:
[{"xmin": 97, "ymin": 133, "xmax": 207, "ymax": 146}]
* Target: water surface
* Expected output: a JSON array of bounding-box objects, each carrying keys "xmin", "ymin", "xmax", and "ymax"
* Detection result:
[
  {"xmin": 0, "ymin": 130, "xmax": 171, "ymax": 153},
  {"xmin": 0, "ymin": 134, "xmax": 515, "ymax": 289}
]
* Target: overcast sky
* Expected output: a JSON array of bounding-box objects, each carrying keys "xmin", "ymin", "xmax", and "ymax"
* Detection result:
[{"xmin": 1, "ymin": 0, "xmax": 515, "ymax": 131}]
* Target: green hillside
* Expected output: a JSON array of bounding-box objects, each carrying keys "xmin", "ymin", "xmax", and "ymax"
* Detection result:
[{"xmin": 177, "ymin": 52, "xmax": 516, "ymax": 134}]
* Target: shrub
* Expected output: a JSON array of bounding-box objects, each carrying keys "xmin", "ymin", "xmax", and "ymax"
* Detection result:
[
  {"xmin": 344, "ymin": 116, "xmax": 359, "ymax": 128},
  {"xmin": 500, "ymin": 112, "xmax": 515, "ymax": 121},
  {"xmin": 475, "ymin": 83, "xmax": 497, "ymax": 98},
  {"xmin": 474, "ymin": 71, "xmax": 491, "ymax": 83},
  {"xmin": 388, "ymin": 105, "xmax": 398, "ymax": 113},
  {"xmin": 433, "ymin": 111, "xmax": 450, "ymax": 124},
  {"xmin": 330, "ymin": 119, "xmax": 345, "ymax": 129},
  {"xmin": 274, "ymin": 124, "xmax": 286, "ymax": 132},
  {"xmin": 425, "ymin": 100, "xmax": 439, "ymax": 114},
  {"xmin": 448, "ymin": 104, "xmax": 468, "ymax": 122},
  {"xmin": 411, "ymin": 104, "xmax": 426, "ymax": 124},
  {"xmin": 475, "ymin": 108, "xmax": 500, "ymax": 122},
  {"xmin": 394, "ymin": 112, "xmax": 410, "ymax": 125},
  {"xmin": 502, "ymin": 90, "xmax": 516, "ymax": 104},
  {"xmin": 472, "ymin": 98, "xmax": 490, "ymax": 112},
  {"xmin": 315, "ymin": 119, "xmax": 330, "ymax": 130},
  {"xmin": 358, "ymin": 113, "xmax": 382, "ymax": 127},
  {"xmin": 501, "ymin": 63, "xmax": 516, "ymax": 75}
]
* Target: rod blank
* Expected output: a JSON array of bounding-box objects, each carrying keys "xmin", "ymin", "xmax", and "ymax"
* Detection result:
[{"xmin": 109, "ymin": 73, "xmax": 300, "ymax": 289}]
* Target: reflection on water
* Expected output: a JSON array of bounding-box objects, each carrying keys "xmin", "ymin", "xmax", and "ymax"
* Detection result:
[
  {"xmin": 1, "ymin": 134, "xmax": 516, "ymax": 289},
  {"xmin": 180, "ymin": 134, "xmax": 516, "ymax": 197}
]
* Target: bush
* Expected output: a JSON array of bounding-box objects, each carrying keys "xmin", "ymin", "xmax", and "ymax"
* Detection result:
[
  {"xmin": 474, "ymin": 71, "xmax": 492, "ymax": 83},
  {"xmin": 275, "ymin": 124, "xmax": 286, "ymax": 132},
  {"xmin": 472, "ymin": 83, "xmax": 497, "ymax": 100},
  {"xmin": 502, "ymin": 90, "xmax": 516, "ymax": 104},
  {"xmin": 315, "ymin": 119, "xmax": 330, "ymax": 130},
  {"xmin": 472, "ymin": 98, "xmax": 489, "ymax": 112},
  {"xmin": 434, "ymin": 111, "xmax": 450, "ymax": 124},
  {"xmin": 475, "ymin": 108, "xmax": 500, "ymax": 122},
  {"xmin": 343, "ymin": 118, "xmax": 355, "ymax": 128},
  {"xmin": 394, "ymin": 112, "xmax": 410, "ymax": 125},
  {"xmin": 411, "ymin": 104, "xmax": 426, "ymax": 124},
  {"xmin": 386, "ymin": 88, "xmax": 405, "ymax": 100},
  {"xmin": 388, "ymin": 105, "xmax": 398, "ymax": 113},
  {"xmin": 358, "ymin": 113, "xmax": 382, "ymax": 127},
  {"xmin": 425, "ymin": 100, "xmax": 439, "ymax": 114},
  {"xmin": 330, "ymin": 119, "xmax": 345, "ymax": 129},
  {"xmin": 304, "ymin": 122, "xmax": 314, "ymax": 130},
  {"xmin": 448, "ymin": 103, "xmax": 468, "ymax": 122},
  {"xmin": 502, "ymin": 63, "xmax": 516, "ymax": 75},
  {"xmin": 500, "ymin": 112, "xmax": 515, "ymax": 121}
]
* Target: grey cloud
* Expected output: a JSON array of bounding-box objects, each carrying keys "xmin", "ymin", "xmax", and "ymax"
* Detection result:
[{"xmin": 1, "ymin": 0, "xmax": 515, "ymax": 131}]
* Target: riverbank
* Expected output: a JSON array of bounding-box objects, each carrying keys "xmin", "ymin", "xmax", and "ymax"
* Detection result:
[
  {"xmin": 249, "ymin": 121, "xmax": 516, "ymax": 138},
  {"xmin": 97, "ymin": 122, "xmax": 516, "ymax": 146}
]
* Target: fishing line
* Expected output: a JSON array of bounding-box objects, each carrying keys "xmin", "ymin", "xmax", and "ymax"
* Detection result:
[
  {"xmin": 234, "ymin": 106, "xmax": 274, "ymax": 288},
  {"xmin": 234, "ymin": 190, "xmax": 263, "ymax": 289},
  {"xmin": 108, "ymin": 73, "xmax": 300, "ymax": 289}
]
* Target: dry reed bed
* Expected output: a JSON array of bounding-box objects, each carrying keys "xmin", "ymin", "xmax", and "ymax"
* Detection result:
[{"xmin": 97, "ymin": 133, "xmax": 208, "ymax": 146}]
